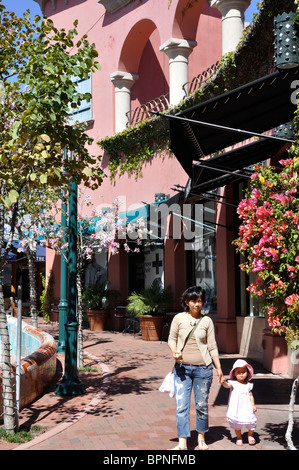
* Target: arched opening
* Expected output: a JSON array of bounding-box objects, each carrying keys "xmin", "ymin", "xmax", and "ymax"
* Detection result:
[
  {"xmin": 172, "ymin": 0, "xmax": 222, "ymax": 85},
  {"xmin": 172, "ymin": 0, "xmax": 206, "ymax": 39},
  {"xmin": 118, "ymin": 19, "xmax": 168, "ymax": 112}
]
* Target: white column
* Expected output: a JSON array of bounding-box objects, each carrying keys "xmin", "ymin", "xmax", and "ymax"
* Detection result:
[
  {"xmin": 210, "ymin": 0, "xmax": 251, "ymax": 54},
  {"xmin": 110, "ymin": 71, "xmax": 138, "ymax": 132},
  {"xmin": 160, "ymin": 38, "xmax": 197, "ymax": 106}
]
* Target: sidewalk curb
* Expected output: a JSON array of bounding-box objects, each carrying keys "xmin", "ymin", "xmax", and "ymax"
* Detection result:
[{"xmin": 14, "ymin": 353, "xmax": 111, "ymax": 451}]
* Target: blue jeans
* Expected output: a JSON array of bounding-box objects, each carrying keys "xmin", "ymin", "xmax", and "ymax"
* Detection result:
[{"xmin": 174, "ymin": 363, "xmax": 213, "ymax": 437}]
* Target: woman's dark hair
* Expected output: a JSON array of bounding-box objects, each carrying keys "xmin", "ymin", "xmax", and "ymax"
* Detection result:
[{"xmin": 181, "ymin": 286, "xmax": 206, "ymax": 311}]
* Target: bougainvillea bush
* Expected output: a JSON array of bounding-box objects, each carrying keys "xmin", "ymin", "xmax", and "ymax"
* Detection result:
[{"xmin": 234, "ymin": 156, "xmax": 299, "ymax": 347}]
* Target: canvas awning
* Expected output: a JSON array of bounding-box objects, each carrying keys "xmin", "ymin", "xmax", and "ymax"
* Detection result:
[
  {"xmin": 84, "ymin": 200, "xmax": 164, "ymax": 234},
  {"xmin": 186, "ymin": 137, "xmax": 286, "ymax": 195},
  {"xmin": 9, "ymin": 241, "xmax": 46, "ymax": 263},
  {"xmin": 164, "ymin": 68, "xmax": 298, "ymax": 186},
  {"xmin": 1, "ymin": 249, "xmax": 16, "ymax": 261}
]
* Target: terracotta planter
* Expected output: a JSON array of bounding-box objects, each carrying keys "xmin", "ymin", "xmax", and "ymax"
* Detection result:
[
  {"xmin": 86, "ymin": 309, "xmax": 108, "ymax": 331},
  {"xmin": 139, "ymin": 315, "xmax": 163, "ymax": 341}
]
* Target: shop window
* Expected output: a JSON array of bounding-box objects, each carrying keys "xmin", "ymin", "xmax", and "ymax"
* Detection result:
[
  {"xmin": 190, "ymin": 201, "xmax": 217, "ymax": 315},
  {"xmin": 237, "ymin": 252, "xmax": 263, "ymax": 317},
  {"xmin": 235, "ymin": 180, "xmax": 264, "ymax": 317},
  {"xmin": 84, "ymin": 251, "xmax": 108, "ymax": 286}
]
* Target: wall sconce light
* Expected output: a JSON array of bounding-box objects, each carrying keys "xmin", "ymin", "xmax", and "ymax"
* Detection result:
[{"xmin": 274, "ymin": 11, "xmax": 299, "ymax": 69}]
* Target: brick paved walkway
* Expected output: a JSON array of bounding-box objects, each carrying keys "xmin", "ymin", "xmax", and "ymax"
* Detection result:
[{"xmin": 1, "ymin": 319, "xmax": 298, "ymax": 452}]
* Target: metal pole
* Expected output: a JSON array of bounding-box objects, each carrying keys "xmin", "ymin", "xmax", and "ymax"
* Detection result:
[
  {"xmin": 15, "ymin": 285, "xmax": 22, "ymax": 432},
  {"xmin": 152, "ymin": 111, "xmax": 296, "ymax": 144},
  {"xmin": 55, "ymin": 152, "xmax": 85, "ymax": 396},
  {"xmin": 57, "ymin": 149, "xmax": 68, "ymax": 353}
]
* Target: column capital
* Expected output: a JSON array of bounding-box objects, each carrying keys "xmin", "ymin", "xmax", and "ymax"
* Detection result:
[
  {"xmin": 210, "ymin": 0, "xmax": 251, "ymax": 54},
  {"xmin": 209, "ymin": 0, "xmax": 251, "ymax": 15},
  {"xmin": 110, "ymin": 71, "xmax": 139, "ymax": 90},
  {"xmin": 160, "ymin": 38, "xmax": 197, "ymax": 59}
]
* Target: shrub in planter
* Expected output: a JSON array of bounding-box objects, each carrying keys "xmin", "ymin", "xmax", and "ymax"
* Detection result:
[
  {"xmin": 82, "ymin": 283, "xmax": 120, "ymax": 331},
  {"xmin": 127, "ymin": 285, "xmax": 172, "ymax": 340}
]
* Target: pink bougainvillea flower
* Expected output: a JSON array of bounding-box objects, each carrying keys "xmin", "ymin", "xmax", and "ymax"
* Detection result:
[
  {"xmin": 285, "ymin": 294, "xmax": 299, "ymax": 306},
  {"xmin": 234, "ymin": 157, "xmax": 299, "ymax": 345}
]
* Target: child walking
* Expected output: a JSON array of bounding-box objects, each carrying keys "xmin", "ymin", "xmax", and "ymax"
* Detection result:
[{"xmin": 222, "ymin": 359, "xmax": 257, "ymax": 446}]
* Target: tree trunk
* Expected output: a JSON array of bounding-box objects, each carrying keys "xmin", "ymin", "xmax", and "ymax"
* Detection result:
[
  {"xmin": 0, "ymin": 189, "xmax": 19, "ymax": 271},
  {"xmin": 285, "ymin": 376, "xmax": 299, "ymax": 450},
  {"xmin": 17, "ymin": 229, "xmax": 38, "ymax": 328},
  {"xmin": 0, "ymin": 285, "xmax": 15, "ymax": 434},
  {"xmin": 77, "ymin": 258, "xmax": 84, "ymax": 368},
  {"xmin": 0, "ymin": 192, "xmax": 15, "ymax": 433},
  {"xmin": 27, "ymin": 248, "xmax": 38, "ymax": 328}
]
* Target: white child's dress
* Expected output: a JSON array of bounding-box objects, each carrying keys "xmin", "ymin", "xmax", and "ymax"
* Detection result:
[{"xmin": 226, "ymin": 380, "xmax": 257, "ymax": 431}]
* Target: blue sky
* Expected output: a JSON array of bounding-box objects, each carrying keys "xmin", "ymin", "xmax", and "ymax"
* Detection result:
[
  {"xmin": 245, "ymin": 0, "xmax": 260, "ymax": 22},
  {"xmin": 2, "ymin": 0, "xmax": 259, "ymax": 21},
  {"xmin": 2, "ymin": 0, "xmax": 42, "ymax": 18}
]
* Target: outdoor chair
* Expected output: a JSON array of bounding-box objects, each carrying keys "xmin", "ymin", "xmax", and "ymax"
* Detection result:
[{"xmin": 122, "ymin": 311, "xmax": 140, "ymax": 336}]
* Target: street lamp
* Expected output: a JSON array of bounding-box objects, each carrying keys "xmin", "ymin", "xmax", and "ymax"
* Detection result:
[{"xmin": 55, "ymin": 151, "xmax": 85, "ymax": 396}]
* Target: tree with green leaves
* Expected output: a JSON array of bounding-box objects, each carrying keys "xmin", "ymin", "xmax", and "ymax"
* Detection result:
[{"xmin": 0, "ymin": 2, "xmax": 103, "ymax": 433}]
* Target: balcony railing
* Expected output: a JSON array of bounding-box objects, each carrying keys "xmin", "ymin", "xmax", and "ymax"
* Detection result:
[
  {"xmin": 126, "ymin": 61, "xmax": 220, "ymax": 127},
  {"xmin": 126, "ymin": 61, "xmax": 276, "ymax": 127},
  {"xmin": 126, "ymin": 93, "xmax": 170, "ymax": 127},
  {"xmin": 183, "ymin": 60, "xmax": 220, "ymax": 96}
]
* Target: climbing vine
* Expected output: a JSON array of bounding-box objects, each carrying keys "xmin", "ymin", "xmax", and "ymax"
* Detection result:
[{"xmin": 99, "ymin": 116, "xmax": 171, "ymax": 180}]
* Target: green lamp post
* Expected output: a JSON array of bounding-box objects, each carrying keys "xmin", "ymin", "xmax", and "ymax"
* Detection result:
[
  {"xmin": 56, "ymin": 191, "xmax": 68, "ymax": 353},
  {"xmin": 57, "ymin": 149, "xmax": 68, "ymax": 353},
  {"xmin": 55, "ymin": 152, "xmax": 85, "ymax": 396}
]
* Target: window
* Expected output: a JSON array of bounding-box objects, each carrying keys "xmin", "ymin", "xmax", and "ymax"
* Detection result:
[
  {"xmin": 187, "ymin": 201, "xmax": 217, "ymax": 315},
  {"xmin": 70, "ymin": 74, "xmax": 93, "ymax": 124},
  {"xmin": 235, "ymin": 180, "xmax": 264, "ymax": 317}
]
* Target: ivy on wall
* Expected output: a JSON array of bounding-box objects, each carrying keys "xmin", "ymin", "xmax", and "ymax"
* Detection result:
[
  {"xmin": 100, "ymin": 115, "xmax": 171, "ymax": 180},
  {"xmin": 98, "ymin": 0, "xmax": 297, "ymax": 180}
]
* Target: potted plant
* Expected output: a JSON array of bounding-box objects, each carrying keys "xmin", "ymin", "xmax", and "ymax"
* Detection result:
[
  {"xmin": 82, "ymin": 282, "xmax": 120, "ymax": 331},
  {"xmin": 127, "ymin": 285, "xmax": 172, "ymax": 341}
]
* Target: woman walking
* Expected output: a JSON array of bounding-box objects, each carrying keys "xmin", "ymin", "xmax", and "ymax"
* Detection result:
[{"xmin": 168, "ymin": 286, "xmax": 223, "ymax": 450}]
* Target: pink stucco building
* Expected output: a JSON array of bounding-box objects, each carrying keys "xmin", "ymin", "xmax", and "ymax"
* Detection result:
[
  {"xmin": 37, "ymin": 0, "xmax": 223, "ymax": 304},
  {"xmin": 34, "ymin": 0, "xmax": 298, "ymax": 376}
]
